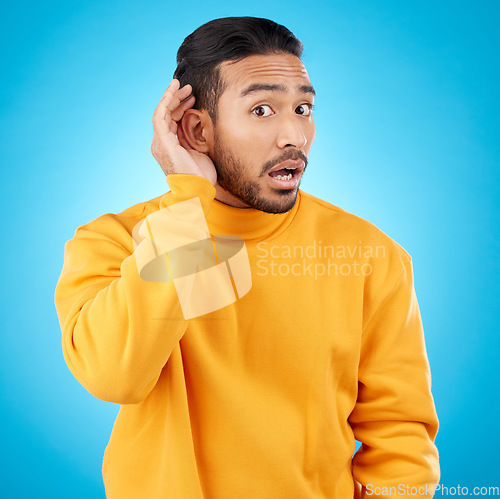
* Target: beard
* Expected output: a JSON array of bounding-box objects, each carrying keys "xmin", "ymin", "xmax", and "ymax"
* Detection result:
[{"xmin": 211, "ymin": 134, "xmax": 308, "ymax": 214}]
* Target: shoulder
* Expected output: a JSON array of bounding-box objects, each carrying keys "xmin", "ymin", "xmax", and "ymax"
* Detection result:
[
  {"xmin": 297, "ymin": 190, "xmax": 412, "ymax": 266},
  {"xmin": 70, "ymin": 192, "xmax": 166, "ymax": 253}
]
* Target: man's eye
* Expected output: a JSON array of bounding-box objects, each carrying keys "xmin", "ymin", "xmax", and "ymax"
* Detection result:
[
  {"xmin": 252, "ymin": 105, "xmax": 273, "ymax": 117},
  {"xmin": 295, "ymin": 104, "xmax": 313, "ymax": 116}
]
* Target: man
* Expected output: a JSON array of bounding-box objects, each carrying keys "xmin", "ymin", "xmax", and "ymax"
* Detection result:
[{"xmin": 55, "ymin": 17, "xmax": 440, "ymax": 498}]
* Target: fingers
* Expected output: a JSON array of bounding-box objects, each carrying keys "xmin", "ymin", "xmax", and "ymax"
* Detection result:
[
  {"xmin": 150, "ymin": 79, "xmax": 199, "ymax": 176},
  {"xmin": 176, "ymin": 124, "xmax": 192, "ymax": 151},
  {"xmin": 152, "ymin": 80, "xmax": 179, "ymax": 123},
  {"xmin": 167, "ymin": 84, "xmax": 193, "ymax": 115},
  {"xmin": 171, "ymin": 95, "xmax": 195, "ymax": 122},
  {"xmin": 152, "ymin": 79, "xmax": 192, "ymax": 128}
]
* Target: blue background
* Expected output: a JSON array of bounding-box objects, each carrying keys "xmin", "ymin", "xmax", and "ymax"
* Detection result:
[{"xmin": 1, "ymin": 0, "xmax": 498, "ymax": 496}]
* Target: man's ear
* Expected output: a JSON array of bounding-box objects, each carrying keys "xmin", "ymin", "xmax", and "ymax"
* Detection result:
[{"xmin": 179, "ymin": 109, "xmax": 214, "ymax": 153}]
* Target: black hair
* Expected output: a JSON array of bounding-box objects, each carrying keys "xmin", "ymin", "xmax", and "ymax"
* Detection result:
[{"xmin": 173, "ymin": 17, "xmax": 303, "ymax": 122}]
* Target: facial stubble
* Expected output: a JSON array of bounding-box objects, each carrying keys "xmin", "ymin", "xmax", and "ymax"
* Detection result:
[{"xmin": 211, "ymin": 133, "xmax": 307, "ymax": 214}]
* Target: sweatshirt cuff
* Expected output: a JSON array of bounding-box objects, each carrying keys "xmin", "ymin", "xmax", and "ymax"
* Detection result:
[{"xmin": 160, "ymin": 174, "xmax": 216, "ymax": 215}]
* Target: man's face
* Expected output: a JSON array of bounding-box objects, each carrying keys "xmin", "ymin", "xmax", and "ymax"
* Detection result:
[{"xmin": 208, "ymin": 53, "xmax": 316, "ymax": 214}]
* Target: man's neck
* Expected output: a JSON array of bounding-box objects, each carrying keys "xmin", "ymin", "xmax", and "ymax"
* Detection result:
[{"xmin": 214, "ymin": 182, "xmax": 252, "ymax": 209}]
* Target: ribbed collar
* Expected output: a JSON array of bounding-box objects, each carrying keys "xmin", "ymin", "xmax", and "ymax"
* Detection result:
[{"xmin": 207, "ymin": 192, "xmax": 302, "ymax": 241}]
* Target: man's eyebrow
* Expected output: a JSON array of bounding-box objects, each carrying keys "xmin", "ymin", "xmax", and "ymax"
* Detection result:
[
  {"xmin": 299, "ymin": 85, "xmax": 316, "ymax": 96},
  {"xmin": 240, "ymin": 83, "xmax": 287, "ymax": 96},
  {"xmin": 240, "ymin": 83, "xmax": 316, "ymax": 97}
]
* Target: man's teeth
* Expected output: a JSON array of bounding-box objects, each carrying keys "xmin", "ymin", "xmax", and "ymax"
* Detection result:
[{"xmin": 275, "ymin": 173, "xmax": 292, "ymax": 181}]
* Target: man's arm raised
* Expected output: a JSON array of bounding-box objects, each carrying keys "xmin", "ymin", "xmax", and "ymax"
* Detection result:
[{"xmin": 54, "ymin": 80, "xmax": 217, "ymax": 404}]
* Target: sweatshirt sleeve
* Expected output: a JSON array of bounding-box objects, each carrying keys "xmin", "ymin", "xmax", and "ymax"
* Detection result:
[
  {"xmin": 54, "ymin": 174, "xmax": 216, "ymax": 405},
  {"xmin": 349, "ymin": 257, "xmax": 440, "ymax": 498}
]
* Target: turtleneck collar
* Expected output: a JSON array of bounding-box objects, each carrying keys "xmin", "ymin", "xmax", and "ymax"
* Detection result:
[{"xmin": 206, "ymin": 191, "xmax": 302, "ymax": 241}]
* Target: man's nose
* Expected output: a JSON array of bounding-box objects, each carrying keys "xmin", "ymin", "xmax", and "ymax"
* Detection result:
[{"xmin": 276, "ymin": 116, "xmax": 307, "ymax": 149}]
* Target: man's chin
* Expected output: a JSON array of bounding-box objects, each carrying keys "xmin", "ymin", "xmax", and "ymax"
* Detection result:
[
  {"xmin": 214, "ymin": 177, "xmax": 299, "ymax": 213},
  {"xmin": 251, "ymin": 189, "xmax": 299, "ymax": 214}
]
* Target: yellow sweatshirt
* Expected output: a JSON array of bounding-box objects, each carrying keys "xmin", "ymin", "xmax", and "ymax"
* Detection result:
[{"xmin": 54, "ymin": 174, "xmax": 440, "ymax": 498}]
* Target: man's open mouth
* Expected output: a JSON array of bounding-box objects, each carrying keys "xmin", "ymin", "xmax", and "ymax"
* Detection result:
[
  {"xmin": 267, "ymin": 159, "xmax": 305, "ymax": 186},
  {"xmin": 269, "ymin": 167, "xmax": 297, "ymax": 181}
]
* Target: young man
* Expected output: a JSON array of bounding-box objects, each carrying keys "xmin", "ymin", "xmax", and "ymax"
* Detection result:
[{"xmin": 55, "ymin": 17, "xmax": 440, "ymax": 498}]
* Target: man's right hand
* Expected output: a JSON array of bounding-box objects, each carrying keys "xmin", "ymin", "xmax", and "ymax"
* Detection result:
[{"xmin": 151, "ymin": 79, "xmax": 217, "ymax": 186}]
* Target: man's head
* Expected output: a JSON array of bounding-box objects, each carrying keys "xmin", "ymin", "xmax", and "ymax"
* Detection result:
[
  {"xmin": 175, "ymin": 17, "xmax": 316, "ymax": 214},
  {"xmin": 174, "ymin": 17, "xmax": 303, "ymax": 123}
]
